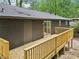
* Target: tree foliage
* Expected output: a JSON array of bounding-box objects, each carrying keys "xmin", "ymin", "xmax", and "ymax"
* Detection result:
[
  {"xmin": 16, "ymin": 0, "xmax": 22, "ymax": 7},
  {"xmin": 31, "ymin": 0, "xmax": 79, "ymax": 18}
]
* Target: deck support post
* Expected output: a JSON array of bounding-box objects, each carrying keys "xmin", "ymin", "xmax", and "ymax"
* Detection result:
[
  {"xmin": 63, "ymin": 46, "xmax": 65, "ymax": 54},
  {"xmin": 68, "ymin": 42, "xmax": 70, "ymax": 51},
  {"xmin": 60, "ymin": 47, "xmax": 65, "ymax": 55},
  {"xmin": 71, "ymin": 39, "xmax": 73, "ymax": 48},
  {"xmin": 24, "ymin": 50, "xmax": 27, "ymax": 59},
  {"xmin": 57, "ymin": 52, "xmax": 59, "ymax": 58}
]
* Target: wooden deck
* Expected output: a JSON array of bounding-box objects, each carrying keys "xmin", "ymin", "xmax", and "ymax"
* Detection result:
[
  {"xmin": 0, "ymin": 27, "xmax": 73, "ymax": 59},
  {"xmin": 0, "ymin": 38, "xmax": 9, "ymax": 59},
  {"xmin": 9, "ymin": 34, "xmax": 57, "ymax": 59},
  {"xmin": 24, "ymin": 28, "xmax": 73, "ymax": 59}
]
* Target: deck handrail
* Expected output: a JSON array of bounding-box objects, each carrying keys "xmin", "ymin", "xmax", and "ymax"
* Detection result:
[
  {"xmin": 24, "ymin": 28, "xmax": 74, "ymax": 59},
  {"xmin": 55, "ymin": 27, "xmax": 70, "ymax": 34},
  {"xmin": 0, "ymin": 38, "xmax": 9, "ymax": 59}
]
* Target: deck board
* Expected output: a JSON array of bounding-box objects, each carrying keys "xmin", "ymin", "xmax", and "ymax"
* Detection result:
[{"xmin": 9, "ymin": 34, "xmax": 57, "ymax": 59}]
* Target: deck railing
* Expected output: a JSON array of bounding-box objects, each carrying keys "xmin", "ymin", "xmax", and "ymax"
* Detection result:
[
  {"xmin": 0, "ymin": 38, "xmax": 9, "ymax": 59},
  {"xmin": 55, "ymin": 27, "xmax": 69, "ymax": 34},
  {"xmin": 24, "ymin": 27, "xmax": 74, "ymax": 59},
  {"xmin": 55, "ymin": 28, "xmax": 73, "ymax": 53}
]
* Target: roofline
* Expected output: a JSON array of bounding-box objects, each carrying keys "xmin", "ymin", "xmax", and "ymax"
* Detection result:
[
  {"xmin": 71, "ymin": 18, "xmax": 79, "ymax": 20},
  {"xmin": 0, "ymin": 3, "xmax": 71, "ymax": 21},
  {"xmin": 0, "ymin": 16, "xmax": 71, "ymax": 21}
]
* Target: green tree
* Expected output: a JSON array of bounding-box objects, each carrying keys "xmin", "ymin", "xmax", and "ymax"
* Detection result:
[
  {"xmin": 16, "ymin": 0, "xmax": 19, "ymax": 6},
  {"xmin": 31, "ymin": 0, "xmax": 78, "ymax": 18},
  {"xmin": 19, "ymin": 0, "xmax": 22, "ymax": 7},
  {"xmin": 72, "ymin": 0, "xmax": 79, "ymax": 17},
  {"xmin": 16, "ymin": 0, "xmax": 22, "ymax": 7}
]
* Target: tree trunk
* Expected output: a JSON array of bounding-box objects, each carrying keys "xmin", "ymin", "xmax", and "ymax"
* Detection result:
[
  {"xmin": 16, "ymin": 0, "xmax": 19, "ymax": 6},
  {"xmin": 8, "ymin": 0, "xmax": 11, "ymax": 5},
  {"xmin": 16, "ymin": 0, "xmax": 22, "ymax": 7},
  {"xmin": 20, "ymin": 0, "xmax": 22, "ymax": 7}
]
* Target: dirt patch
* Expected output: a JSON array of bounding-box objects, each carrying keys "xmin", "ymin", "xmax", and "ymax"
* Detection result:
[{"xmin": 57, "ymin": 38, "xmax": 79, "ymax": 59}]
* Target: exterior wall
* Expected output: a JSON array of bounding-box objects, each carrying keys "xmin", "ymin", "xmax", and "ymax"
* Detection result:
[
  {"xmin": 0, "ymin": 19, "xmax": 43, "ymax": 49},
  {"xmin": 61, "ymin": 20, "xmax": 69, "ymax": 27},
  {"xmin": 0, "ymin": 19, "xmax": 24, "ymax": 49},
  {"xmin": 24, "ymin": 20, "xmax": 32, "ymax": 43},
  {"xmin": 0, "ymin": 20, "xmax": 5, "ymax": 37},
  {"xmin": 24, "ymin": 20, "xmax": 43, "ymax": 42},
  {"xmin": 32, "ymin": 20, "xmax": 43, "ymax": 41},
  {"xmin": 51, "ymin": 20, "xmax": 59, "ymax": 34},
  {"xmin": 51, "ymin": 20, "xmax": 69, "ymax": 34}
]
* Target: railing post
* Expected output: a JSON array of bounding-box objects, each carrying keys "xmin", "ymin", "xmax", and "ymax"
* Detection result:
[
  {"xmin": 24, "ymin": 50, "xmax": 27, "ymax": 59},
  {"xmin": 3, "ymin": 41, "xmax": 9, "ymax": 59},
  {"xmin": 71, "ymin": 39, "xmax": 73, "ymax": 48},
  {"xmin": 24, "ymin": 28, "xmax": 74, "ymax": 59},
  {"xmin": 71, "ymin": 29, "xmax": 74, "ymax": 48},
  {"xmin": 0, "ymin": 38, "xmax": 9, "ymax": 59},
  {"xmin": 68, "ymin": 42, "xmax": 70, "ymax": 51},
  {"xmin": 57, "ymin": 52, "xmax": 59, "ymax": 58}
]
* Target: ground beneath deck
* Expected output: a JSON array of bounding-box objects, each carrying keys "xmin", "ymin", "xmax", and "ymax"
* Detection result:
[{"xmin": 57, "ymin": 38, "xmax": 79, "ymax": 59}]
